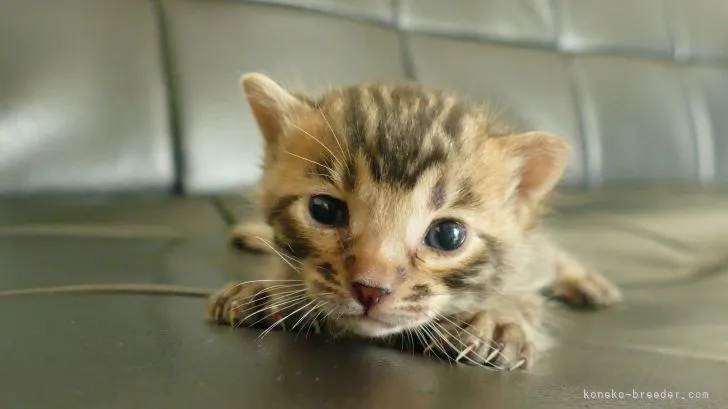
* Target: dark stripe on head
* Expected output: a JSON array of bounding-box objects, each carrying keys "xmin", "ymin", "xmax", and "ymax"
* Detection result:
[
  {"xmin": 389, "ymin": 85, "xmax": 421, "ymax": 109},
  {"xmin": 314, "ymin": 155, "xmax": 336, "ymax": 184},
  {"xmin": 368, "ymin": 85, "xmax": 388, "ymax": 147},
  {"xmin": 345, "ymin": 84, "xmax": 450, "ymax": 190},
  {"xmin": 343, "ymin": 155, "xmax": 357, "ymax": 192},
  {"xmin": 317, "ymin": 262, "xmax": 339, "ymax": 285},
  {"xmin": 429, "ymin": 174, "xmax": 447, "ymax": 210},
  {"xmin": 442, "ymin": 101, "xmax": 466, "ymax": 141},
  {"xmin": 426, "ymin": 96, "xmax": 446, "ymax": 126},
  {"xmin": 376, "ymin": 141, "xmax": 447, "ymax": 190},
  {"xmin": 366, "ymin": 153, "xmax": 384, "ymax": 185},
  {"xmin": 265, "ymin": 195, "xmax": 300, "ymax": 225},
  {"xmin": 406, "ymin": 142, "xmax": 448, "ymax": 189},
  {"xmin": 403, "ymin": 284, "xmax": 432, "ymax": 302},
  {"xmin": 345, "ymin": 87, "xmax": 366, "ymax": 152},
  {"xmin": 411, "ymin": 98, "xmax": 436, "ymax": 143},
  {"xmin": 368, "ymin": 86, "xmax": 389, "ymax": 186},
  {"xmin": 452, "ymin": 179, "xmax": 480, "ymax": 209}
]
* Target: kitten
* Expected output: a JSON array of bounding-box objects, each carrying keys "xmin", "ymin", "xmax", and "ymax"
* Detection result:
[{"xmin": 208, "ymin": 73, "xmax": 622, "ymax": 371}]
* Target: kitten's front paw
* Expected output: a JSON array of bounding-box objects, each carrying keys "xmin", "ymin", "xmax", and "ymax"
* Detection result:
[
  {"xmin": 207, "ymin": 281, "xmax": 283, "ymax": 329},
  {"xmin": 430, "ymin": 312, "xmax": 539, "ymax": 371},
  {"xmin": 550, "ymin": 270, "xmax": 622, "ymax": 309}
]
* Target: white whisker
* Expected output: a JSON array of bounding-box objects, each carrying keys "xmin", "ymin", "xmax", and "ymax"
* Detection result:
[
  {"xmin": 252, "ymin": 237, "xmax": 302, "ymax": 272},
  {"xmin": 289, "ymin": 124, "xmax": 344, "ymax": 170},
  {"xmin": 419, "ymin": 324, "xmax": 452, "ymax": 366},
  {"xmin": 237, "ymin": 293, "xmax": 311, "ymax": 328},
  {"xmin": 258, "ymin": 299, "xmax": 317, "ymax": 341},
  {"xmin": 234, "ymin": 279, "xmax": 303, "ymax": 286},
  {"xmin": 304, "ymin": 172, "xmax": 333, "ymax": 178},
  {"xmin": 291, "ymin": 299, "xmax": 328, "ymax": 338},
  {"xmin": 405, "ymin": 329, "xmax": 415, "ymax": 355},
  {"xmin": 285, "ymin": 150, "xmax": 340, "ymax": 179},
  {"xmin": 304, "ymin": 302, "xmax": 330, "ymax": 338},
  {"xmin": 413, "ymin": 326, "xmax": 446, "ymax": 364},
  {"xmin": 318, "ymin": 107, "xmax": 350, "ymax": 166},
  {"xmin": 233, "ymin": 287, "xmax": 308, "ymax": 311}
]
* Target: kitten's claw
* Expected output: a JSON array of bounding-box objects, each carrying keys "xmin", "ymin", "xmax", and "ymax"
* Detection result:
[
  {"xmin": 434, "ymin": 313, "xmax": 538, "ymax": 371},
  {"xmin": 510, "ymin": 358, "xmax": 526, "ymax": 371}
]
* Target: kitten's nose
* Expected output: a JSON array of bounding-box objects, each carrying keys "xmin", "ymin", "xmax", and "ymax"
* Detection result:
[{"xmin": 351, "ymin": 282, "xmax": 390, "ymax": 312}]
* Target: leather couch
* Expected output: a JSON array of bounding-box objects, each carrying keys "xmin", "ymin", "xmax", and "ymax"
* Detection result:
[{"xmin": 2, "ymin": 1, "xmax": 727, "ymax": 408}]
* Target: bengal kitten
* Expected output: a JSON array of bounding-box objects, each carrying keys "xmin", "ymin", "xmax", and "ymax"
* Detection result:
[{"xmin": 208, "ymin": 73, "xmax": 621, "ymax": 371}]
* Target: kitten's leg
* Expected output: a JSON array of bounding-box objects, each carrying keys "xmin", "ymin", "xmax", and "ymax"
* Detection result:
[
  {"xmin": 207, "ymin": 281, "xmax": 318, "ymax": 333},
  {"xmin": 548, "ymin": 249, "xmax": 622, "ymax": 309},
  {"xmin": 229, "ymin": 221, "xmax": 274, "ymax": 253},
  {"xmin": 430, "ymin": 293, "xmax": 547, "ymax": 371}
]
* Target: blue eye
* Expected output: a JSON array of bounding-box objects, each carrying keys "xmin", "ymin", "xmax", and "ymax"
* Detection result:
[
  {"xmin": 308, "ymin": 195, "xmax": 348, "ymax": 227},
  {"xmin": 424, "ymin": 219, "xmax": 466, "ymax": 251}
]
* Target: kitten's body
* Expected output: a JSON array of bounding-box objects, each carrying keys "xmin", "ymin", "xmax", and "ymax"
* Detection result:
[{"xmin": 209, "ymin": 74, "xmax": 621, "ymax": 371}]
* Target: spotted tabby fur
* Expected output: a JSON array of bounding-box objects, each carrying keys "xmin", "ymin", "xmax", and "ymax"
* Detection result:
[{"xmin": 208, "ymin": 73, "xmax": 621, "ymax": 371}]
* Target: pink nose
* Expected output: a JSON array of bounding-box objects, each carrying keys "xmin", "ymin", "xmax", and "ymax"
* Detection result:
[{"xmin": 351, "ymin": 282, "xmax": 390, "ymax": 312}]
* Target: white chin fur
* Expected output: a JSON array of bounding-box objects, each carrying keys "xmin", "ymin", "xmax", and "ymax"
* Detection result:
[{"xmin": 347, "ymin": 319, "xmax": 403, "ymax": 338}]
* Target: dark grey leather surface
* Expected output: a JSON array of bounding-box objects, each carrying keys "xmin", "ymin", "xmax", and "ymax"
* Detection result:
[
  {"xmin": 2, "ymin": 188, "xmax": 727, "ymax": 408},
  {"xmin": 0, "ymin": 0, "xmax": 174, "ymax": 194}
]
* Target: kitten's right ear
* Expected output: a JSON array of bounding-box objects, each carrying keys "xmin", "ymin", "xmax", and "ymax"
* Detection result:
[{"xmin": 240, "ymin": 73, "xmax": 303, "ymax": 146}]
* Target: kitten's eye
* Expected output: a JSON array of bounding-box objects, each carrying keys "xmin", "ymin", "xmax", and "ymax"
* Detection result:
[
  {"xmin": 424, "ymin": 219, "xmax": 466, "ymax": 251},
  {"xmin": 308, "ymin": 195, "xmax": 348, "ymax": 227}
]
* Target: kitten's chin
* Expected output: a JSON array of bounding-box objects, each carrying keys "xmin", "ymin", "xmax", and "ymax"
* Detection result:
[
  {"xmin": 341, "ymin": 314, "xmax": 428, "ymax": 338},
  {"xmin": 346, "ymin": 316, "xmax": 403, "ymax": 338}
]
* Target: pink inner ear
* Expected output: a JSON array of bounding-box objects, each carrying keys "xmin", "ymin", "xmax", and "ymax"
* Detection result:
[
  {"xmin": 518, "ymin": 153, "xmax": 558, "ymax": 201},
  {"xmin": 248, "ymin": 101, "xmax": 283, "ymax": 145},
  {"xmin": 500, "ymin": 131, "xmax": 569, "ymax": 204}
]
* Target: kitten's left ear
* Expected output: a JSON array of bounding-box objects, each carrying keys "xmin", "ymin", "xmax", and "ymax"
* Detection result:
[
  {"xmin": 240, "ymin": 72, "xmax": 306, "ymax": 147},
  {"xmin": 494, "ymin": 131, "xmax": 571, "ymax": 206}
]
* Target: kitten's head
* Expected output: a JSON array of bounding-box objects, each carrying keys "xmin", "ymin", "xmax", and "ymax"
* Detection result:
[{"xmin": 241, "ymin": 73, "xmax": 569, "ymax": 337}]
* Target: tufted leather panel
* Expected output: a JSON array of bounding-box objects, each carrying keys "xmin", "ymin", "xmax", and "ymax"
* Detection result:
[
  {"xmin": 2, "ymin": 0, "xmax": 726, "ymax": 193},
  {"xmin": 0, "ymin": 0, "xmax": 174, "ymax": 195},
  {"xmin": 399, "ymin": 0, "xmax": 557, "ymax": 44},
  {"xmin": 571, "ymin": 56, "xmax": 700, "ymax": 183},
  {"xmin": 667, "ymin": 0, "xmax": 728, "ymax": 62},
  {"xmin": 169, "ymin": 0, "xmax": 728, "ymax": 192},
  {"xmin": 690, "ymin": 67, "xmax": 728, "ymax": 182},
  {"xmin": 556, "ymin": 0, "xmax": 673, "ymax": 56}
]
